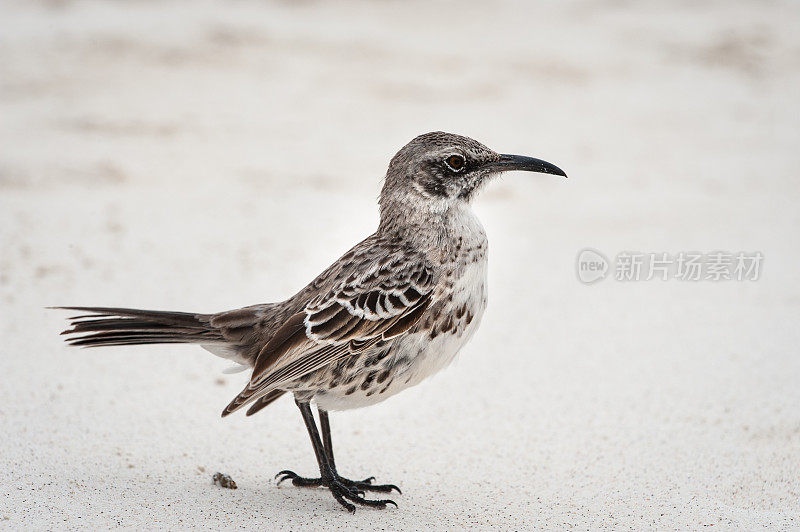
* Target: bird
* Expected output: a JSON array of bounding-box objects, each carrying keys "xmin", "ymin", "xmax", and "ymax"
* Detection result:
[{"xmin": 55, "ymin": 131, "xmax": 567, "ymax": 512}]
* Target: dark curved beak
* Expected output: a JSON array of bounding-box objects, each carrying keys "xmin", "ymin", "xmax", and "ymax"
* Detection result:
[{"xmin": 484, "ymin": 154, "xmax": 568, "ymax": 178}]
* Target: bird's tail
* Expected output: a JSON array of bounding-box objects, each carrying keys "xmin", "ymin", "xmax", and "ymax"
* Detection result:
[{"xmin": 55, "ymin": 306, "xmax": 225, "ymax": 348}]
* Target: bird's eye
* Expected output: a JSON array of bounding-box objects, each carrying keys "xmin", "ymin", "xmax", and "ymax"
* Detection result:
[{"xmin": 444, "ymin": 154, "xmax": 466, "ymax": 172}]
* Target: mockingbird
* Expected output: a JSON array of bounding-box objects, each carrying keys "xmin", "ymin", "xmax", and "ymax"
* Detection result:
[{"xmin": 56, "ymin": 131, "xmax": 566, "ymax": 512}]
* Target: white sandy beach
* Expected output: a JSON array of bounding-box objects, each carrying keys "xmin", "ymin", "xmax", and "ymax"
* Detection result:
[{"xmin": 1, "ymin": 0, "xmax": 799, "ymax": 529}]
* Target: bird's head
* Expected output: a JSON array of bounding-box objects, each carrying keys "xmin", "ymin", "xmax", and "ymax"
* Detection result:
[{"xmin": 379, "ymin": 131, "xmax": 566, "ymax": 220}]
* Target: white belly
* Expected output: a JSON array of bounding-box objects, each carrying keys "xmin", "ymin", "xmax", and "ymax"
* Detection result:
[{"xmin": 394, "ymin": 260, "xmax": 488, "ymax": 388}]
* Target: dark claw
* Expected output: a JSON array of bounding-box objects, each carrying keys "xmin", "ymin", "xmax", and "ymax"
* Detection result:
[
  {"xmin": 359, "ymin": 482, "xmax": 401, "ymax": 494},
  {"xmin": 338, "ymin": 486, "xmax": 396, "ymax": 509},
  {"xmin": 275, "ymin": 471, "xmax": 296, "ymax": 485},
  {"xmin": 345, "ymin": 478, "xmax": 401, "ymax": 494},
  {"xmin": 349, "ymin": 486, "xmax": 367, "ymax": 498},
  {"xmin": 330, "ymin": 487, "xmax": 356, "ymax": 513},
  {"xmin": 275, "ymin": 469, "xmax": 297, "ymax": 480},
  {"xmin": 338, "ymin": 482, "xmax": 366, "ymax": 498},
  {"xmin": 276, "ymin": 470, "xmax": 323, "ymax": 487},
  {"xmin": 274, "ymin": 468, "xmax": 400, "ymax": 511}
]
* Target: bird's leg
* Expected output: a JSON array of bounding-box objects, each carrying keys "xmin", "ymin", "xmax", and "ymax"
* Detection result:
[
  {"xmin": 319, "ymin": 409, "xmax": 337, "ymax": 471},
  {"xmin": 275, "ymin": 399, "xmax": 397, "ymax": 512},
  {"xmin": 278, "ymin": 407, "xmax": 400, "ymax": 494},
  {"xmin": 318, "ymin": 409, "xmax": 401, "ymax": 494}
]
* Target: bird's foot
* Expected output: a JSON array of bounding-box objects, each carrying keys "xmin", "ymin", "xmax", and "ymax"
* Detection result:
[
  {"xmin": 340, "ymin": 475, "xmax": 402, "ymax": 495},
  {"xmin": 275, "ymin": 469, "xmax": 399, "ymax": 512}
]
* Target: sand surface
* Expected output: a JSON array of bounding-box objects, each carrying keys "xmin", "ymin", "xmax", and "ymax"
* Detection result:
[{"xmin": 2, "ymin": 0, "xmax": 799, "ymax": 529}]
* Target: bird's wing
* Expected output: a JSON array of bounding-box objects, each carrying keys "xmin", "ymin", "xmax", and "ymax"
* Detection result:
[{"xmin": 221, "ymin": 256, "xmax": 436, "ymax": 416}]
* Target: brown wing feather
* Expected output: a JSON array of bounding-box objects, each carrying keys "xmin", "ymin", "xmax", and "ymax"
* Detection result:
[
  {"xmin": 250, "ymin": 312, "xmax": 307, "ymax": 381},
  {"xmin": 221, "ymin": 258, "xmax": 436, "ymax": 417},
  {"xmin": 244, "ymin": 389, "xmax": 286, "ymax": 416}
]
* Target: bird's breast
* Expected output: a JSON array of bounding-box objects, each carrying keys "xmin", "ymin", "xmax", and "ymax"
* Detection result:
[
  {"xmin": 369, "ymin": 210, "xmax": 490, "ymax": 397},
  {"xmin": 399, "ymin": 243, "xmax": 488, "ymax": 383},
  {"xmin": 311, "ymin": 208, "xmax": 490, "ymax": 411}
]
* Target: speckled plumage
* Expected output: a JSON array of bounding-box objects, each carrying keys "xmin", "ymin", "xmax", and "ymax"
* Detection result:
[
  {"xmin": 56, "ymin": 132, "xmax": 566, "ymax": 511},
  {"xmin": 288, "ymin": 206, "xmax": 488, "ymax": 411}
]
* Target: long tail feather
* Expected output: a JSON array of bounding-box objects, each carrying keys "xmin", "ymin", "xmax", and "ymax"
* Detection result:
[{"xmin": 54, "ymin": 306, "xmax": 224, "ymax": 348}]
